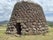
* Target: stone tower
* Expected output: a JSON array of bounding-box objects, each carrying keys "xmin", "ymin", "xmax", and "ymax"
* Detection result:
[{"xmin": 6, "ymin": 1, "xmax": 48, "ymax": 35}]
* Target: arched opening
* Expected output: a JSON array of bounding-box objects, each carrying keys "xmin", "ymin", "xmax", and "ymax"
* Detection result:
[{"xmin": 15, "ymin": 23, "xmax": 21, "ymax": 35}]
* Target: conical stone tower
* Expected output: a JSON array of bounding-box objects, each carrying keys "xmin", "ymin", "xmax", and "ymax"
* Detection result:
[{"xmin": 6, "ymin": 1, "xmax": 48, "ymax": 35}]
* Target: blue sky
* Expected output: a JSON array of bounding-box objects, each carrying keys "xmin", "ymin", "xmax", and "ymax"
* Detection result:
[{"xmin": 0, "ymin": 0, "xmax": 53, "ymax": 22}]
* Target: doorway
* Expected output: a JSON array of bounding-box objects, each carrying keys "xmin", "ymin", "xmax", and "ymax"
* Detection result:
[{"xmin": 15, "ymin": 23, "xmax": 21, "ymax": 35}]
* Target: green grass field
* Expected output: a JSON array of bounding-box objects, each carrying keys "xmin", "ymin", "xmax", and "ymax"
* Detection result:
[{"xmin": 0, "ymin": 25, "xmax": 53, "ymax": 40}]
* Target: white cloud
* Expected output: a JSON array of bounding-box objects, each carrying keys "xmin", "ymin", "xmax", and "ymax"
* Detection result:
[
  {"xmin": 0, "ymin": 0, "xmax": 53, "ymax": 21},
  {"xmin": 33, "ymin": 0, "xmax": 53, "ymax": 13},
  {"xmin": 0, "ymin": 16, "xmax": 3, "ymax": 18},
  {"xmin": 46, "ymin": 16, "xmax": 53, "ymax": 21}
]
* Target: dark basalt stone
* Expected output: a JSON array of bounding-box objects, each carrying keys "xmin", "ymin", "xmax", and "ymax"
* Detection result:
[{"xmin": 6, "ymin": 1, "xmax": 48, "ymax": 35}]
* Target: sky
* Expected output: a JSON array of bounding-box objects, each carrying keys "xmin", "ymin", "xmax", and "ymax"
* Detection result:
[{"xmin": 0, "ymin": 0, "xmax": 53, "ymax": 22}]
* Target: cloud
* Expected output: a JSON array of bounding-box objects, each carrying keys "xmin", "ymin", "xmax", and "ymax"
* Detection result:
[
  {"xmin": 32, "ymin": 0, "xmax": 53, "ymax": 13},
  {"xmin": 0, "ymin": 0, "xmax": 53, "ymax": 21},
  {"xmin": 33, "ymin": 0, "xmax": 53, "ymax": 21},
  {"xmin": 46, "ymin": 16, "xmax": 53, "ymax": 21},
  {"xmin": 0, "ymin": 0, "xmax": 17, "ymax": 21}
]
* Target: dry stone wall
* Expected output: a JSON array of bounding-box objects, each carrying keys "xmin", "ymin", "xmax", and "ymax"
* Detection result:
[{"xmin": 6, "ymin": 1, "xmax": 48, "ymax": 35}]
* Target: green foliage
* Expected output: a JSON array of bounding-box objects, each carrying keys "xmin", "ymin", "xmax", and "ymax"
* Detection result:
[{"xmin": 47, "ymin": 21, "xmax": 53, "ymax": 27}]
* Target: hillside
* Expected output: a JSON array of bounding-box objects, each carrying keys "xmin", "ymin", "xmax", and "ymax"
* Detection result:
[
  {"xmin": 0, "ymin": 20, "xmax": 8, "ymax": 25},
  {"xmin": 0, "ymin": 20, "xmax": 53, "ymax": 27},
  {"xmin": 47, "ymin": 21, "xmax": 53, "ymax": 27}
]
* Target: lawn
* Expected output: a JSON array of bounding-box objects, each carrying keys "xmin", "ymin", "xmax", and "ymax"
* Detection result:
[{"xmin": 0, "ymin": 25, "xmax": 53, "ymax": 40}]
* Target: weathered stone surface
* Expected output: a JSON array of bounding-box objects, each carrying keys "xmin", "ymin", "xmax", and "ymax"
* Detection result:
[{"xmin": 6, "ymin": 1, "xmax": 48, "ymax": 35}]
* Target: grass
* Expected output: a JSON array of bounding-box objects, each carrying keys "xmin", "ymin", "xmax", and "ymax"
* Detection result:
[{"xmin": 0, "ymin": 25, "xmax": 53, "ymax": 40}]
